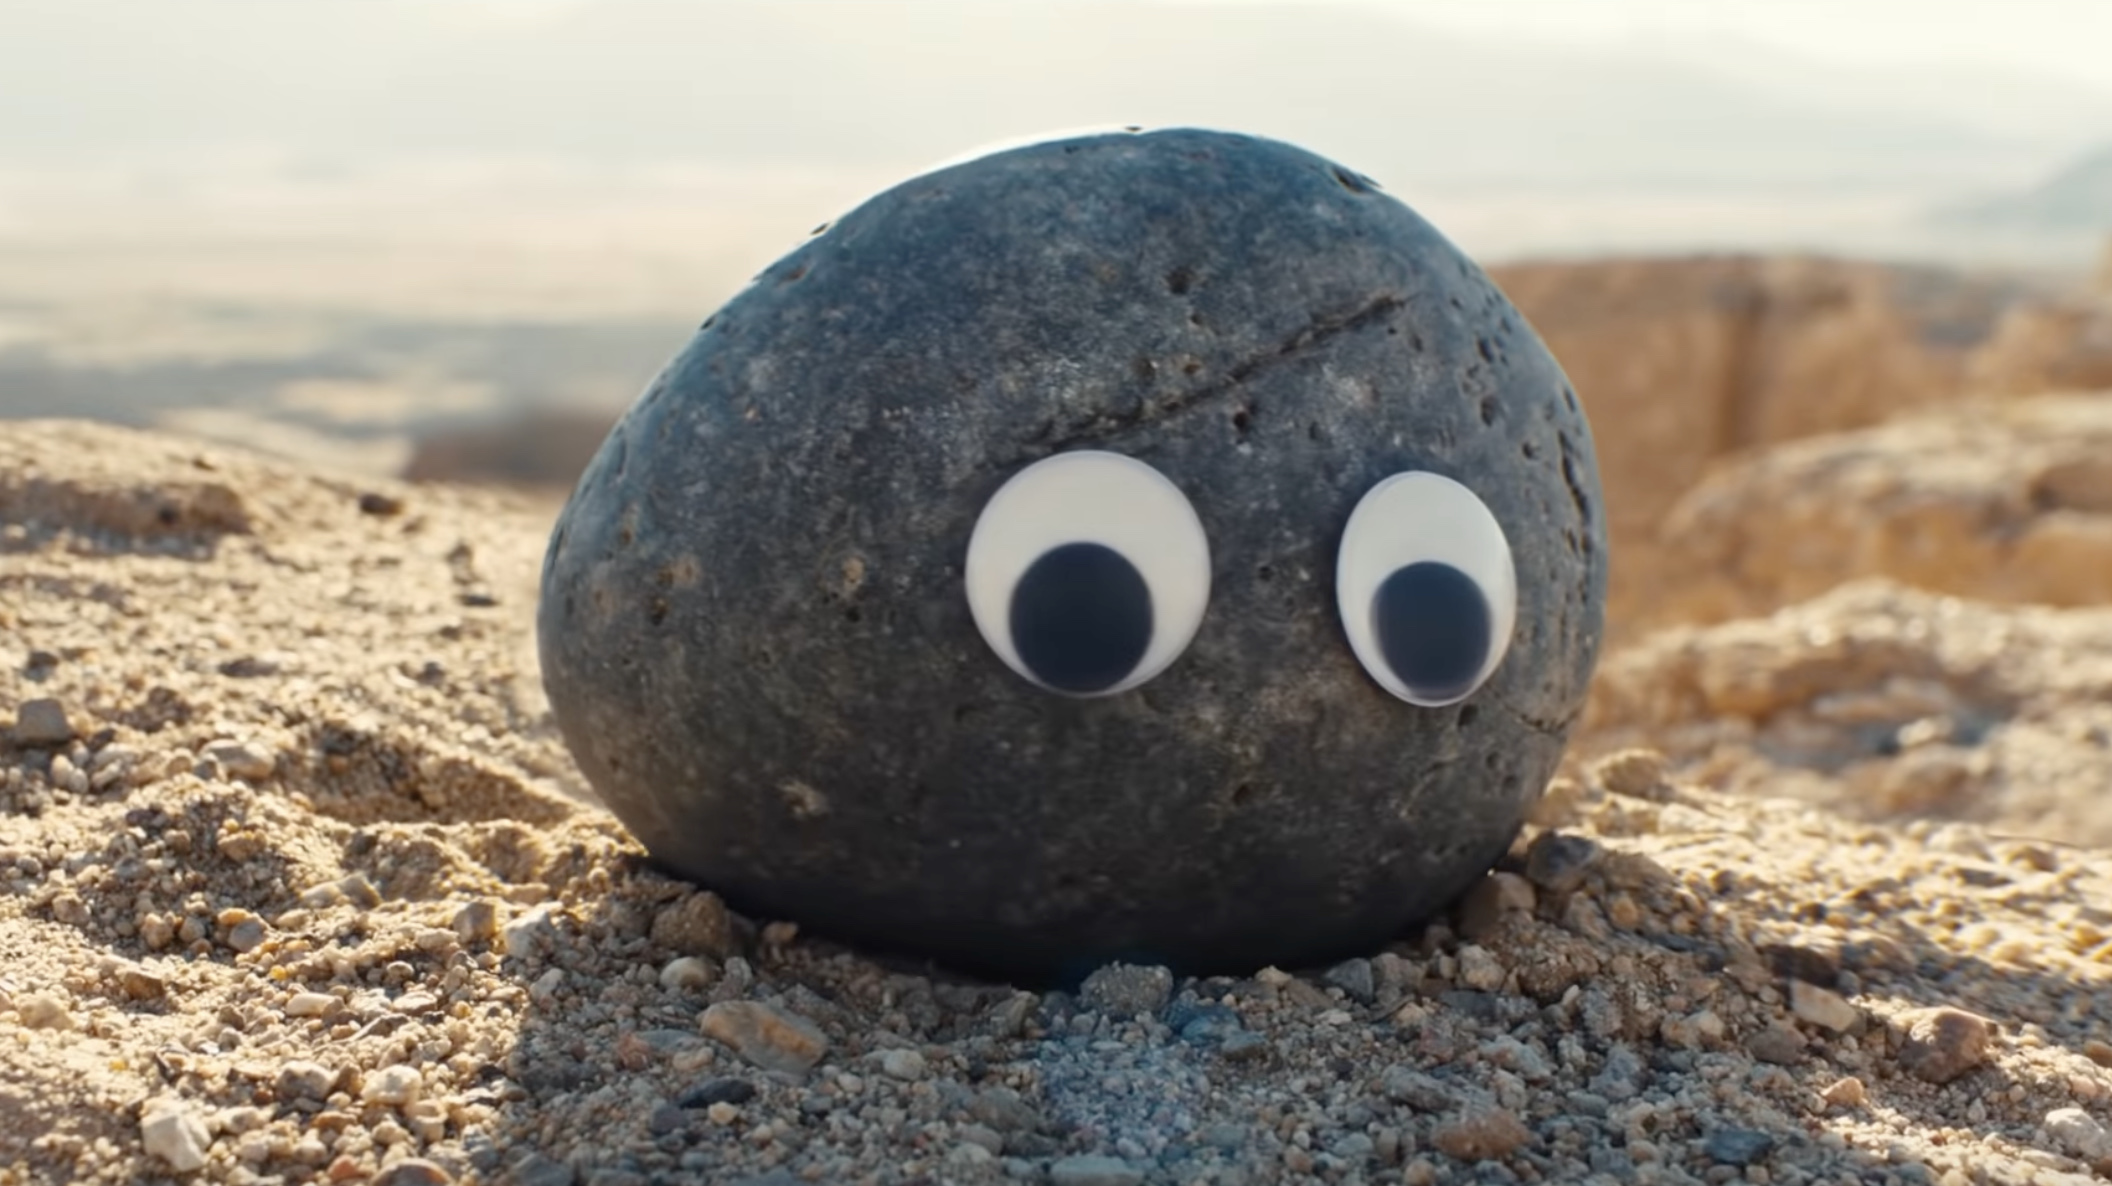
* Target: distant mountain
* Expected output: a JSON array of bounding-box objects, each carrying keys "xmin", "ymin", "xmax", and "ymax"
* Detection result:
[{"xmin": 1954, "ymin": 142, "xmax": 2112, "ymax": 231}]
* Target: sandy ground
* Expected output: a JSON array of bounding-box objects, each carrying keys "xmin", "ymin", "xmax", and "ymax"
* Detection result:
[{"xmin": 3, "ymin": 419, "xmax": 2111, "ymax": 1186}]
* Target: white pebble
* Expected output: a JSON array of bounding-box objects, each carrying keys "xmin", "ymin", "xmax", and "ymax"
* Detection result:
[
  {"xmin": 2045, "ymin": 1107, "xmax": 2111, "ymax": 1161},
  {"xmin": 284, "ymin": 991, "xmax": 335, "ymax": 1018},
  {"xmin": 659, "ymin": 956, "xmax": 718, "ymax": 992},
  {"xmin": 140, "ymin": 1099, "xmax": 212, "ymax": 1172},
  {"xmin": 878, "ymin": 1048, "xmax": 928, "ymax": 1081},
  {"xmin": 361, "ymin": 1064, "xmax": 424, "ymax": 1107}
]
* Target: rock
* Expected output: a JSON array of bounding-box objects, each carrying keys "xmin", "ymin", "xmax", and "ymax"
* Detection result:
[
  {"xmin": 649, "ymin": 893, "xmax": 736, "ymax": 960},
  {"xmin": 658, "ymin": 956, "xmax": 718, "ymax": 992},
  {"xmin": 285, "ymin": 991, "xmax": 336, "ymax": 1018},
  {"xmin": 276, "ymin": 1061, "xmax": 336, "ymax": 1103},
  {"xmin": 13, "ymin": 698, "xmax": 74, "ymax": 747},
  {"xmin": 1822, "ymin": 1077, "xmax": 1868, "ymax": 1109},
  {"xmin": 451, "ymin": 900, "xmax": 499, "ymax": 944},
  {"xmin": 1456, "ymin": 872, "xmax": 1537, "ymax": 939},
  {"xmin": 1047, "ymin": 1155, "xmax": 1145, "ymax": 1186},
  {"xmin": 1524, "ymin": 832, "xmax": 1601, "ymax": 894},
  {"xmin": 1704, "ymin": 1129, "xmax": 1776, "ymax": 1167},
  {"xmin": 1589, "ymin": 748, "xmax": 1669, "ymax": 800},
  {"xmin": 537, "ymin": 126, "xmax": 1606, "ymax": 983},
  {"xmin": 1078, "ymin": 963, "xmax": 1174, "ymax": 1017},
  {"xmin": 1896, "ymin": 1007, "xmax": 1996, "ymax": 1085},
  {"xmin": 1746, "ymin": 1025, "xmax": 1805, "ymax": 1066},
  {"xmin": 699, "ymin": 1001, "xmax": 828, "ymax": 1075},
  {"xmin": 676, "ymin": 1077, "xmax": 757, "ymax": 1108},
  {"xmin": 140, "ymin": 1098, "xmax": 212, "ymax": 1172},
  {"xmin": 1380, "ymin": 1066, "xmax": 1458, "ymax": 1112},
  {"xmin": 1323, "ymin": 957, "xmax": 1376, "ymax": 1003},
  {"xmin": 361, "ymin": 1065, "xmax": 424, "ymax": 1107},
  {"xmin": 1644, "ymin": 395, "xmax": 2112, "ymax": 631},
  {"xmin": 204, "ymin": 740, "xmax": 275, "ymax": 782},
  {"xmin": 15, "ymin": 992, "xmax": 72, "ymax": 1030},
  {"xmin": 374, "ymin": 1159, "xmax": 454, "ymax": 1186},
  {"xmin": 875, "ymin": 1048, "xmax": 927, "ymax": 1081},
  {"xmin": 2044, "ymin": 1107, "xmax": 2112, "ymax": 1163},
  {"xmin": 1431, "ymin": 1106, "xmax": 1531, "ymax": 1162},
  {"xmin": 1789, "ymin": 980, "xmax": 1859, "ymax": 1033},
  {"xmin": 1455, "ymin": 944, "xmax": 1505, "ymax": 992}
]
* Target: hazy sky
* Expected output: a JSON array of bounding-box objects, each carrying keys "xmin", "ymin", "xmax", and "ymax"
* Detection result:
[{"xmin": 1233, "ymin": 0, "xmax": 2112, "ymax": 90}]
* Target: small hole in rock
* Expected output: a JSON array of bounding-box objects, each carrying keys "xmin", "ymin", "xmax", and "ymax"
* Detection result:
[
  {"xmin": 1230, "ymin": 782, "xmax": 1257, "ymax": 807},
  {"xmin": 1457, "ymin": 704, "xmax": 1479, "ymax": 728},
  {"xmin": 1231, "ymin": 408, "xmax": 1252, "ymax": 435},
  {"xmin": 1479, "ymin": 396, "xmax": 1499, "ymax": 426},
  {"xmin": 844, "ymin": 607, "xmax": 862, "ymax": 624},
  {"xmin": 1256, "ymin": 564, "xmax": 1274, "ymax": 583},
  {"xmin": 648, "ymin": 597, "xmax": 668, "ymax": 626},
  {"xmin": 1165, "ymin": 267, "xmax": 1195, "ymax": 296}
]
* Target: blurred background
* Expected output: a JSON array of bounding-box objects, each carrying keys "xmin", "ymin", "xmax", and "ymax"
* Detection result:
[{"xmin": 4, "ymin": 0, "xmax": 2110, "ymax": 488}]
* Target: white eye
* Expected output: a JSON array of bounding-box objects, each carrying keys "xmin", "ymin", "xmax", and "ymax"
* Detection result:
[
  {"xmin": 1335, "ymin": 471, "xmax": 1517, "ymax": 707},
  {"xmin": 965, "ymin": 451, "xmax": 1211, "ymax": 696}
]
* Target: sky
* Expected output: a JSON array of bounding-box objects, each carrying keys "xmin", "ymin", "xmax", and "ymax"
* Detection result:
[{"xmin": 1295, "ymin": 0, "xmax": 2112, "ymax": 90}]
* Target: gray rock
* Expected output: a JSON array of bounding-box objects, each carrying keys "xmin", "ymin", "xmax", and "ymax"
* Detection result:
[
  {"xmin": 13, "ymin": 698, "xmax": 74, "ymax": 748},
  {"xmin": 1324, "ymin": 957, "xmax": 1377, "ymax": 1003},
  {"xmin": 538, "ymin": 126, "xmax": 1607, "ymax": 983},
  {"xmin": 1704, "ymin": 1128, "xmax": 1777, "ymax": 1167},
  {"xmin": 1049, "ymin": 1155, "xmax": 1145, "ymax": 1186},
  {"xmin": 1078, "ymin": 962, "xmax": 1174, "ymax": 1017}
]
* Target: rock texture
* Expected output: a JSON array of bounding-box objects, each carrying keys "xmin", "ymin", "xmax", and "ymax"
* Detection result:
[
  {"xmin": 1582, "ymin": 579, "xmax": 2112, "ymax": 846},
  {"xmin": 537, "ymin": 127, "xmax": 1607, "ymax": 983},
  {"xmin": 4, "ymin": 419, "xmax": 2112, "ymax": 1186},
  {"xmin": 1650, "ymin": 395, "xmax": 2112, "ymax": 627}
]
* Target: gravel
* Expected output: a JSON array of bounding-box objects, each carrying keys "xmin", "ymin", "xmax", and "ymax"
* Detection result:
[{"xmin": 4, "ymin": 420, "xmax": 2111, "ymax": 1185}]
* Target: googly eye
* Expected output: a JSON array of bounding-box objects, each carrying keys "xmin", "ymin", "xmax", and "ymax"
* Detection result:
[
  {"xmin": 965, "ymin": 451, "xmax": 1211, "ymax": 696},
  {"xmin": 1335, "ymin": 471, "xmax": 1517, "ymax": 707}
]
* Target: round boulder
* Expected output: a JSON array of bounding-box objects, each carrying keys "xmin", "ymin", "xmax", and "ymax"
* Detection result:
[{"xmin": 538, "ymin": 126, "xmax": 1606, "ymax": 984}]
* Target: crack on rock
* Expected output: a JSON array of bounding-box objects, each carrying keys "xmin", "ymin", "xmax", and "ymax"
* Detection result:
[{"xmin": 993, "ymin": 293, "xmax": 1407, "ymax": 468}]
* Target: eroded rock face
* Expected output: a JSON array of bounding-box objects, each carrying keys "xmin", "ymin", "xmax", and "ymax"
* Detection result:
[
  {"xmin": 1651, "ymin": 395, "xmax": 2112, "ymax": 627},
  {"xmin": 537, "ymin": 127, "xmax": 1607, "ymax": 983},
  {"xmin": 1581, "ymin": 580, "xmax": 2112, "ymax": 846}
]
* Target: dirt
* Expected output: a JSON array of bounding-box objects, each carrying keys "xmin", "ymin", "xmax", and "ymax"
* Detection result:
[{"xmin": 3, "ymin": 419, "xmax": 2110, "ymax": 1186}]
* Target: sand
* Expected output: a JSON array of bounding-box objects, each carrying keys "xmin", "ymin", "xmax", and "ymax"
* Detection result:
[{"xmin": 3, "ymin": 418, "xmax": 2110, "ymax": 1186}]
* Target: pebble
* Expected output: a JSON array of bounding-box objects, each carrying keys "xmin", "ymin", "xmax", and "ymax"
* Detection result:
[
  {"xmin": 451, "ymin": 900, "xmax": 499, "ymax": 944},
  {"xmin": 205, "ymin": 739, "xmax": 276, "ymax": 781},
  {"xmin": 373, "ymin": 1158, "xmax": 455, "ymax": 1186},
  {"xmin": 1525, "ymin": 832, "xmax": 1603, "ymax": 894},
  {"xmin": 140, "ymin": 1098, "xmax": 212, "ymax": 1173},
  {"xmin": 13, "ymin": 698, "xmax": 75, "ymax": 747},
  {"xmin": 650, "ymin": 892, "xmax": 737, "ymax": 959},
  {"xmin": 1456, "ymin": 944, "xmax": 1506, "ymax": 992},
  {"xmin": 362, "ymin": 1064, "xmax": 424, "ymax": 1106},
  {"xmin": 1704, "ymin": 1129, "xmax": 1776, "ymax": 1167},
  {"xmin": 1746, "ymin": 1024, "xmax": 1805, "ymax": 1065},
  {"xmin": 1822, "ymin": 1076, "xmax": 1869, "ymax": 1108},
  {"xmin": 286, "ymin": 991, "xmax": 336, "ymax": 1018},
  {"xmin": 1896, "ymin": 1007, "xmax": 1995, "ymax": 1084},
  {"xmin": 2044, "ymin": 1107, "xmax": 2111, "ymax": 1162},
  {"xmin": 1047, "ymin": 1154, "xmax": 1145, "ymax": 1186},
  {"xmin": 1458, "ymin": 872, "xmax": 1538, "ymax": 940},
  {"xmin": 676, "ymin": 1077, "xmax": 757, "ymax": 1109},
  {"xmin": 16, "ymin": 991, "xmax": 73, "ymax": 1030},
  {"xmin": 699, "ymin": 1001, "xmax": 829, "ymax": 1075},
  {"xmin": 276, "ymin": 1061, "xmax": 336, "ymax": 1102},
  {"xmin": 1789, "ymin": 979, "xmax": 1859, "ymax": 1033},
  {"xmin": 1590, "ymin": 748, "xmax": 1670, "ymax": 799},
  {"xmin": 876, "ymin": 1048, "xmax": 928, "ymax": 1081},
  {"xmin": 1324, "ymin": 957, "xmax": 1377, "ymax": 1003},
  {"xmin": 659, "ymin": 956, "xmax": 719, "ymax": 992},
  {"xmin": 1382, "ymin": 1066, "xmax": 1459, "ymax": 1112},
  {"xmin": 1431, "ymin": 1106, "xmax": 1532, "ymax": 1161},
  {"xmin": 1077, "ymin": 963, "xmax": 1174, "ymax": 1017},
  {"xmin": 499, "ymin": 904, "xmax": 560, "ymax": 960}
]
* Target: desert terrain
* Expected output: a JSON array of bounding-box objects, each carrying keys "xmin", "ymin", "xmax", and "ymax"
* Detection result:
[{"xmin": 4, "ymin": 244, "xmax": 2112, "ymax": 1185}]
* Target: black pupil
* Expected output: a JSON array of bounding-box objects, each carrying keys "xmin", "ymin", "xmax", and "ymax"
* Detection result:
[
  {"xmin": 1372, "ymin": 561, "xmax": 1490, "ymax": 701},
  {"xmin": 1009, "ymin": 542, "xmax": 1153, "ymax": 694}
]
